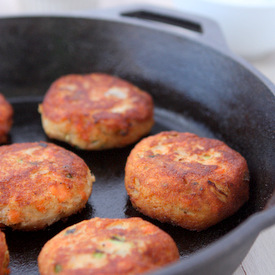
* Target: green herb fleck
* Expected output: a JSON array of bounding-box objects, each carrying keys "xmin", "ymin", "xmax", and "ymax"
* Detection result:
[
  {"xmin": 110, "ymin": 235, "xmax": 126, "ymax": 243},
  {"xmin": 93, "ymin": 250, "xmax": 105, "ymax": 259},
  {"xmin": 39, "ymin": 143, "xmax": 48, "ymax": 148},
  {"xmin": 65, "ymin": 228, "xmax": 76, "ymax": 235},
  {"xmin": 66, "ymin": 173, "xmax": 73, "ymax": 179},
  {"xmin": 203, "ymin": 154, "xmax": 211, "ymax": 159},
  {"xmin": 54, "ymin": 264, "xmax": 62, "ymax": 273},
  {"xmin": 119, "ymin": 129, "xmax": 128, "ymax": 136}
]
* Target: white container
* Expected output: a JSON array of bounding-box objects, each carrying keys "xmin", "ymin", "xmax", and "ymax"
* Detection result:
[
  {"xmin": 16, "ymin": 0, "xmax": 99, "ymax": 13},
  {"xmin": 173, "ymin": 0, "xmax": 275, "ymax": 60}
]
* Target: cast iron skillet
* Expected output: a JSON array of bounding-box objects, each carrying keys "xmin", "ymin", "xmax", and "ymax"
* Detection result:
[{"xmin": 0, "ymin": 5, "xmax": 274, "ymax": 275}]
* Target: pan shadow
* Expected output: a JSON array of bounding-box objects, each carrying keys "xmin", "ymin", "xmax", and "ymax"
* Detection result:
[
  {"xmin": 124, "ymin": 198, "xmax": 251, "ymax": 259},
  {"xmin": 5, "ymin": 203, "xmax": 93, "ymax": 275}
]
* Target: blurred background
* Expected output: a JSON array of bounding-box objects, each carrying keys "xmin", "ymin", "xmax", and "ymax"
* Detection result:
[{"xmin": 0, "ymin": 1, "xmax": 275, "ymax": 274}]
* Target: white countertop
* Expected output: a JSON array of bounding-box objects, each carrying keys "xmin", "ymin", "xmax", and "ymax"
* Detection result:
[{"xmin": 1, "ymin": 1, "xmax": 275, "ymax": 274}]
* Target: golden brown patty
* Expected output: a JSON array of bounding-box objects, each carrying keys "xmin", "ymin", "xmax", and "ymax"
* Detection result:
[
  {"xmin": 0, "ymin": 142, "xmax": 95, "ymax": 230},
  {"xmin": 38, "ymin": 217, "xmax": 179, "ymax": 275},
  {"xmin": 0, "ymin": 231, "xmax": 9, "ymax": 275},
  {"xmin": 0, "ymin": 94, "xmax": 13, "ymax": 144},
  {"xmin": 39, "ymin": 73, "xmax": 154, "ymax": 150},
  {"xmin": 125, "ymin": 131, "xmax": 249, "ymax": 231}
]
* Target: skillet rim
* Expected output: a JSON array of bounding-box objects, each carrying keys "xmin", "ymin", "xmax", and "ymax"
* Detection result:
[{"xmin": 0, "ymin": 7, "xmax": 274, "ymax": 274}]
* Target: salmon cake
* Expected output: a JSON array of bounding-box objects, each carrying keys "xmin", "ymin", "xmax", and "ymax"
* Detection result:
[
  {"xmin": 38, "ymin": 217, "xmax": 179, "ymax": 275},
  {"xmin": 125, "ymin": 131, "xmax": 249, "ymax": 231},
  {"xmin": 0, "ymin": 142, "xmax": 95, "ymax": 230},
  {"xmin": 39, "ymin": 73, "xmax": 154, "ymax": 150},
  {"xmin": 0, "ymin": 231, "xmax": 9, "ymax": 275},
  {"xmin": 0, "ymin": 94, "xmax": 13, "ymax": 144}
]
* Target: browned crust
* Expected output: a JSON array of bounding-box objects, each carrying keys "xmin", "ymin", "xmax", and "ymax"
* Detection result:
[
  {"xmin": 0, "ymin": 142, "xmax": 94, "ymax": 230},
  {"xmin": 125, "ymin": 131, "xmax": 250, "ymax": 231},
  {"xmin": 38, "ymin": 217, "xmax": 179, "ymax": 275},
  {"xmin": 0, "ymin": 231, "xmax": 9, "ymax": 275},
  {"xmin": 0, "ymin": 94, "xmax": 13, "ymax": 144},
  {"xmin": 39, "ymin": 73, "xmax": 154, "ymax": 149}
]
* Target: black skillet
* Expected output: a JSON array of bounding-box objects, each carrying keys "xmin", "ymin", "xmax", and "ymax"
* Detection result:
[{"xmin": 0, "ymin": 5, "xmax": 274, "ymax": 275}]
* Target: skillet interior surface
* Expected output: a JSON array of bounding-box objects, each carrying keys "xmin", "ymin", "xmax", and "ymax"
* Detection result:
[
  {"xmin": 0, "ymin": 15, "xmax": 274, "ymax": 274},
  {"xmin": 5, "ymin": 98, "xmax": 250, "ymax": 274}
]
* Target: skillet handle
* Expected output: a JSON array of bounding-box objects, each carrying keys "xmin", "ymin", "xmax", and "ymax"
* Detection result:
[{"xmin": 93, "ymin": 5, "xmax": 230, "ymax": 52}]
